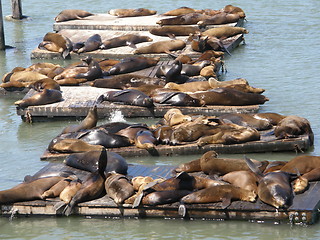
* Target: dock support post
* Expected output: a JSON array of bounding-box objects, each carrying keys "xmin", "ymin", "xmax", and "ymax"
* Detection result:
[
  {"xmin": 11, "ymin": 0, "xmax": 22, "ymax": 20},
  {"xmin": 0, "ymin": 0, "xmax": 5, "ymax": 50}
]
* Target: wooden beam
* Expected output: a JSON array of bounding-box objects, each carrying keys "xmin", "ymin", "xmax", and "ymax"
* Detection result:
[
  {"xmin": 0, "ymin": 0, "xmax": 5, "ymax": 50},
  {"xmin": 11, "ymin": 0, "xmax": 23, "ymax": 19}
]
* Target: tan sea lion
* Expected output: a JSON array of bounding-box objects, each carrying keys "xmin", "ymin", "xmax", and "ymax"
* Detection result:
[
  {"xmin": 163, "ymin": 108, "xmax": 192, "ymax": 127},
  {"xmin": 218, "ymin": 113, "xmax": 272, "ymax": 130},
  {"xmin": 14, "ymin": 88, "xmax": 63, "ymax": 108},
  {"xmin": 252, "ymin": 113, "xmax": 286, "ymax": 126},
  {"xmin": 197, "ymin": 12, "xmax": 241, "ymax": 27},
  {"xmin": 28, "ymin": 78, "xmax": 61, "ymax": 91},
  {"xmin": 58, "ymin": 179, "xmax": 82, "ymax": 205},
  {"xmin": 202, "ymin": 26, "xmax": 249, "ymax": 39},
  {"xmin": 222, "ymin": 170, "xmax": 258, "ymax": 193},
  {"xmin": 49, "ymin": 138, "xmax": 104, "ymax": 153},
  {"xmin": 115, "ymin": 124, "xmax": 150, "ymax": 143},
  {"xmin": 222, "ymin": 5, "xmax": 246, "ymax": 18},
  {"xmin": 54, "ymin": 9, "xmax": 94, "ymax": 22},
  {"xmin": 4, "ymin": 71, "xmax": 47, "ymax": 84},
  {"xmin": 200, "ymin": 151, "xmax": 268, "ymax": 175},
  {"xmin": 153, "ymin": 125, "xmax": 173, "ymax": 145},
  {"xmin": 41, "ymin": 176, "xmax": 78, "ymax": 199},
  {"xmin": 104, "ymin": 173, "xmax": 135, "ymax": 204},
  {"xmin": 100, "ymin": 34, "xmax": 153, "ymax": 49},
  {"xmin": 133, "ymin": 39, "xmax": 186, "ymax": 54},
  {"xmin": 164, "ymin": 81, "xmax": 212, "ymax": 92},
  {"xmin": 162, "ymin": 7, "xmax": 198, "ymax": 16},
  {"xmin": 62, "ymin": 106, "xmax": 98, "ymax": 134},
  {"xmin": 55, "ymin": 77, "xmax": 87, "ymax": 86},
  {"xmin": 174, "ymin": 158, "xmax": 202, "ymax": 173},
  {"xmin": 134, "ymin": 129, "xmax": 157, "ymax": 151},
  {"xmin": 109, "ymin": 8, "xmax": 156, "ymax": 17},
  {"xmin": 149, "ymin": 26, "xmax": 200, "ymax": 37}
]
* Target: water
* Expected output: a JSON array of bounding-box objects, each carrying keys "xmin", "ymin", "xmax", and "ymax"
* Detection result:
[{"xmin": 0, "ymin": 0, "xmax": 320, "ymax": 238}]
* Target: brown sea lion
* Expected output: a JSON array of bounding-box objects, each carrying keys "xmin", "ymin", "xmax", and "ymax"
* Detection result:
[
  {"xmin": 0, "ymin": 176, "xmax": 67, "ymax": 204},
  {"xmin": 151, "ymin": 91, "xmax": 205, "ymax": 107},
  {"xmin": 14, "ymin": 88, "xmax": 63, "ymax": 108},
  {"xmin": 41, "ymin": 176, "xmax": 78, "ymax": 199},
  {"xmin": 105, "ymin": 173, "xmax": 135, "ymax": 204},
  {"xmin": 28, "ymin": 78, "xmax": 61, "ymax": 91},
  {"xmin": 274, "ymin": 115, "xmax": 313, "ymax": 140},
  {"xmin": 189, "ymin": 87, "xmax": 269, "ymax": 106},
  {"xmin": 163, "ymin": 108, "xmax": 192, "ymax": 127},
  {"xmin": 62, "ymin": 106, "xmax": 98, "ymax": 134},
  {"xmin": 134, "ymin": 129, "xmax": 157, "ymax": 151},
  {"xmin": 142, "ymin": 190, "xmax": 192, "ymax": 206},
  {"xmin": 222, "ymin": 170, "xmax": 258, "ymax": 193},
  {"xmin": 223, "ymin": 5, "xmax": 246, "ymax": 18},
  {"xmin": 202, "ymin": 26, "xmax": 249, "ymax": 39},
  {"xmin": 100, "ymin": 34, "xmax": 153, "ymax": 49},
  {"xmin": 164, "ymin": 81, "xmax": 212, "ymax": 92},
  {"xmin": 179, "ymin": 185, "xmax": 256, "ymax": 216},
  {"xmin": 245, "ymin": 156, "xmax": 294, "ymax": 209},
  {"xmin": 218, "ymin": 113, "xmax": 272, "ymax": 130},
  {"xmin": 49, "ymin": 138, "xmax": 104, "ymax": 153},
  {"xmin": 3, "ymin": 71, "xmax": 47, "ymax": 84},
  {"xmin": 54, "ymin": 9, "xmax": 93, "ymax": 22},
  {"xmin": 55, "ymin": 77, "xmax": 87, "ymax": 86},
  {"xmin": 108, "ymin": 8, "xmax": 157, "ymax": 17},
  {"xmin": 76, "ymin": 34, "xmax": 102, "ymax": 54},
  {"xmin": 162, "ymin": 7, "xmax": 198, "ymax": 16},
  {"xmin": 128, "ymin": 84, "xmax": 163, "ymax": 96},
  {"xmin": 153, "ymin": 125, "xmax": 173, "ymax": 145},
  {"xmin": 197, "ymin": 12, "xmax": 241, "ymax": 27},
  {"xmin": 252, "ymin": 113, "xmax": 286, "ymax": 126},
  {"xmin": 157, "ymin": 13, "xmax": 211, "ymax": 25},
  {"xmin": 149, "ymin": 26, "xmax": 200, "ymax": 37},
  {"xmin": 63, "ymin": 148, "xmax": 108, "ymax": 216},
  {"xmin": 58, "ymin": 178, "xmax": 82, "ymax": 206},
  {"xmin": 174, "ymin": 158, "xmax": 202, "ymax": 173},
  {"xmin": 106, "ymin": 56, "xmax": 160, "ymax": 75},
  {"xmin": 91, "ymin": 74, "xmax": 165, "ymax": 89},
  {"xmin": 200, "ymin": 151, "xmax": 268, "ymax": 175},
  {"xmin": 74, "ymin": 56, "xmax": 103, "ymax": 81},
  {"xmin": 115, "ymin": 124, "xmax": 149, "ymax": 143},
  {"xmin": 97, "ymin": 89, "xmax": 154, "ymax": 108},
  {"xmin": 133, "ymin": 40, "xmax": 186, "ymax": 54}
]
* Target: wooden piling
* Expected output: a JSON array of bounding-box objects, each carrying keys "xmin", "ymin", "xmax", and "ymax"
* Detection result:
[
  {"xmin": 11, "ymin": 0, "xmax": 22, "ymax": 19},
  {"xmin": 0, "ymin": 0, "xmax": 5, "ymax": 50}
]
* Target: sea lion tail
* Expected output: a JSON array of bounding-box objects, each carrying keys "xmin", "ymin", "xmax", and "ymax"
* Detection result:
[
  {"xmin": 62, "ymin": 202, "xmax": 74, "ymax": 216},
  {"xmin": 178, "ymin": 202, "xmax": 187, "ymax": 217},
  {"xmin": 244, "ymin": 156, "xmax": 263, "ymax": 177}
]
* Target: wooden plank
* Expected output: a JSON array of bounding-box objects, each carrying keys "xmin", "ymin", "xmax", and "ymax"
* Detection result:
[{"xmin": 1, "ymin": 162, "xmax": 319, "ymax": 225}]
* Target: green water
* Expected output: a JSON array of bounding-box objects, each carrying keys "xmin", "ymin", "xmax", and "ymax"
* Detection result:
[{"xmin": 0, "ymin": 0, "xmax": 320, "ymax": 238}]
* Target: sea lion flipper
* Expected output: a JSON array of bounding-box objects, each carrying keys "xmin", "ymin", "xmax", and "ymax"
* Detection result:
[
  {"xmin": 221, "ymin": 195, "xmax": 232, "ymax": 209},
  {"xmin": 167, "ymin": 33, "xmax": 176, "ymax": 40},
  {"xmin": 126, "ymin": 41, "xmax": 137, "ymax": 49},
  {"xmin": 244, "ymin": 156, "xmax": 263, "ymax": 177},
  {"xmin": 178, "ymin": 202, "xmax": 187, "ymax": 217},
  {"xmin": 132, "ymin": 191, "xmax": 144, "ymax": 208},
  {"xmin": 54, "ymin": 201, "xmax": 67, "ymax": 211}
]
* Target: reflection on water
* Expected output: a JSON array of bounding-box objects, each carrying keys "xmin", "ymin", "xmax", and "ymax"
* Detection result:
[{"xmin": 0, "ymin": 0, "xmax": 320, "ymax": 238}]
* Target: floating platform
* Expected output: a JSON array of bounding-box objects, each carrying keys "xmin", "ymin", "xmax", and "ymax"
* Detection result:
[
  {"xmin": 31, "ymin": 13, "xmax": 245, "ymax": 60},
  {"xmin": 40, "ymin": 131, "xmax": 312, "ymax": 160},
  {"xmin": 16, "ymin": 86, "xmax": 261, "ymax": 121},
  {"xmin": 1, "ymin": 162, "xmax": 319, "ymax": 225}
]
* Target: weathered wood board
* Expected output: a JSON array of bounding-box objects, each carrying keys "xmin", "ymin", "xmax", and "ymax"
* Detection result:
[{"xmin": 1, "ymin": 162, "xmax": 319, "ymax": 225}]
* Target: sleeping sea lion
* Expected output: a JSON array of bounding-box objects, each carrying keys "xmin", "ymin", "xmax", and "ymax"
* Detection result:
[
  {"xmin": 133, "ymin": 40, "xmax": 186, "ymax": 54},
  {"xmin": 54, "ymin": 9, "xmax": 94, "ymax": 22},
  {"xmin": 202, "ymin": 26, "xmax": 249, "ymax": 39},
  {"xmin": 100, "ymin": 34, "xmax": 153, "ymax": 49},
  {"xmin": 76, "ymin": 34, "xmax": 102, "ymax": 54},
  {"xmin": 75, "ymin": 56, "xmax": 103, "ymax": 81},
  {"xmin": 149, "ymin": 26, "xmax": 200, "ymax": 37},
  {"xmin": 14, "ymin": 89, "xmax": 63, "ymax": 108},
  {"xmin": 108, "ymin": 8, "xmax": 157, "ymax": 17}
]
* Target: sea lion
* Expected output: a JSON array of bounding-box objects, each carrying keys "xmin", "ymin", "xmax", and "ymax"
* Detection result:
[
  {"xmin": 0, "ymin": 176, "xmax": 67, "ymax": 204},
  {"xmin": 202, "ymin": 26, "xmax": 249, "ymax": 39},
  {"xmin": 134, "ymin": 129, "xmax": 157, "ymax": 151},
  {"xmin": 252, "ymin": 113, "xmax": 286, "ymax": 126},
  {"xmin": 28, "ymin": 78, "xmax": 61, "ymax": 91},
  {"xmin": 163, "ymin": 108, "xmax": 192, "ymax": 127},
  {"xmin": 54, "ymin": 9, "xmax": 94, "ymax": 22},
  {"xmin": 62, "ymin": 106, "xmax": 98, "ymax": 134},
  {"xmin": 57, "ymin": 178, "xmax": 82, "ymax": 207},
  {"xmin": 218, "ymin": 113, "xmax": 272, "ymax": 130},
  {"xmin": 179, "ymin": 185, "xmax": 256, "ymax": 216},
  {"xmin": 245, "ymin": 156, "xmax": 294, "ymax": 209},
  {"xmin": 63, "ymin": 148, "xmax": 108, "ymax": 216},
  {"xmin": 162, "ymin": 7, "xmax": 198, "ymax": 16},
  {"xmin": 115, "ymin": 124, "xmax": 150, "ymax": 143},
  {"xmin": 197, "ymin": 12, "xmax": 241, "ymax": 27},
  {"xmin": 38, "ymin": 32, "xmax": 73, "ymax": 59},
  {"xmin": 174, "ymin": 158, "xmax": 202, "ymax": 173},
  {"xmin": 149, "ymin": 26, "xmax": 200, "ymax": 37},
  {"xmin": 97, "ymin": 89, "xmax": 154, "ymax": 108},
  {"xmin": 76, "ymin": 34, "xmax": 102, "ymax": 54},
  {"xmin": 104, "ymin": 173, "xmax": 135, "ymax": 204},
  {"xmin": 106, "ymin": 56, "xmax": 160, "ymax": 75},
  {"xmin": 142, "ymin": 190, "xmax": 192, "ymax": 206},
  {"xmin": 74, "ymin": 56, "xmax": 103, "ymax": 81},
  {"xmin": 223, "ymin": 5, "xmax": 246, "ymax": 18},
  {"xmin": 108, "ymin": 8, "xmax": 157, "ymax": 17},
  {"xmin": 49, "ymin": 138, "xmax": 105, "ymax": 153},
  {"xmin": 164, "ymin": 81, "xmax": 212, "ymax": 92},
  {"xmin": 151, "ymin": 91, "xmax": 205, "ymax": 107},
  {"xmin": 157, "ymin": 13, "xmax": 211, "ymax": 25},
  {"xmin": 100, "ymin": 34, "xmax": 153, "ymax": 49},
  {"xmin": 274, "ymin": 115, "xmax": 313, "ymax": 141},
  {"xmin": 153, "ymin": 125, "xmax": 173, "ymax": 145},
  {"xmin": 200, "ymin": 151, "xmax": 268, "ymax": 175},
  {"xmin": 56, "ymin": 77, "xmax": 87, "ymax": 86},
  {"xmin": 128, "ymin": 84, "xmax": 163, "ymax": 96},
  {"xmin": 91, "ymin": 74, "xmax": 165, "ymax": 89},
  {"xmin": 133, "ymin": 40, "xmax": 186, "ymax": 54},
  {"xmin": 14, "ymin": 88, "xmax": 63, "ymax": 108},
  {"xmin": 3, "ymin": 71, "xmax": 47, "ymax": 84},
  {"xmin": 65, "ymin": 150, "xmax": 128, "ymax": 175},
  {"xmin": 189, "ymin": 87, "xmax": 269, "ymax": 106},
  {"xmin": 222, "ymin": 170, "xmax": 258, "ymax": 193},
  {"xmin": 41, "ymin": 175, "xmax": 78, "ymax": 199}
]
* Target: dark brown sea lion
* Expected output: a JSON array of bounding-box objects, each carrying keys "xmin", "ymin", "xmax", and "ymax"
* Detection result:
[
  {"xmin": 106, "ymin": 56, "xmax": 160, "ymax": 75},
  {"xmin": 74, "ymin": 56, "xmax": 103, "ymax": 81},
  {"xmin": 91, "ymin": 74, "xmax": 165, "ymax": 89},
  {"xmin": 197, "ymin": 12, "xmax": 241, "ymax": 27},
  {"xmin": 0, "ymin": 176, "xmax": 67, "ymax": 204},
  {"xmin": 28, "ymin": 78, "xmax": 61, "ymax": 91},
  {"xmin": 157, "ymin": 13, "xmax": 211, "ymax": 25},
  {"xmin": 218, "ymin": 113, "xmax": 272, "ymax": 130},
  {"xmin": 222, "ymin": 170, "xmax": 258, "ymax": 193},
  {"xmin": 108, "ymin": 8, "xmax": 157, "ymax": 17},
  {"xmin": 189, "ymin": 87, "xmax": 269, "ymax": 106},
  {"xmin": 151, "ymin": 91, "xmax": 205, "ymax": 107},
  {"xmin": 14, "ymin": 88, "xmax": 63, "ymax": 108},
  {"xmin": 274, "ymin": 115, "xmax": 313, "ymax": 141},
  {"xmin": 104, "ymin": 173, "xmax": 135, "ymax": 204},
  {"xmin": 162, "ymin": 7, "xmax": 198, "ymax": 16},
  {"xmin": 54, "ymin": 9, "xmax": 94, "ymax": 22},
  {"xmin": 200, "ymin": 151, "xmax": 268, "ymax": 175},
  {"xmin": 63, "ymin": 148, "xmax": 108, "ymax": 216},
  {"xmin": 97, "ymin": 89, "xmax": 154, "ymax": 108},
  {"xmin": 76, "ymin": 34, "xmax": 102, "ymax": 54},
  {"xmin": 62, "ymin": 106, "xmax": 98, "ymax": 134},
  {"xmin": 133, "ymin": 40, "xmax": 186, "ymax": 54},
  {"xmin": 100, "ymin": 34, "xmax": 153, "ymax": 49},
  {"xmin": 134, "ymin": 129, "xmax": 157, "ymax": 151},
  {"xmin": 142, "ymin": 190, "xmax": 192, "ymax": 206},
  {"xmin": 202, "ymin": 26, "xmax": 249, "ymax": 39},
  {"xmin": 149, "ymin": 26, "xmax": 200, "ymax": 37},
  {"xmin": 245, "ymin": 156, "xmax": 294, "ymax": 209},
  {"xmin": 115, "ymin": 124, "xmax": 150, "ymax": 143},
  {"xmin": 179, "ymin": 185, "xmax": 256, "ymax": 216}
]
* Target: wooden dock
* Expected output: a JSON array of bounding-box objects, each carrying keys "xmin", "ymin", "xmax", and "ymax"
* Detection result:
[
  {"xmin": 16, "ymin": 86, "xmax": 261, "ymax": 120},
  {"xmin": 1, "ymin": 162, "xmax": 319, "ymax": 225},
  {"xmin": 31, "ymin": 13, "xmax": 245, "ymax": 60}
]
